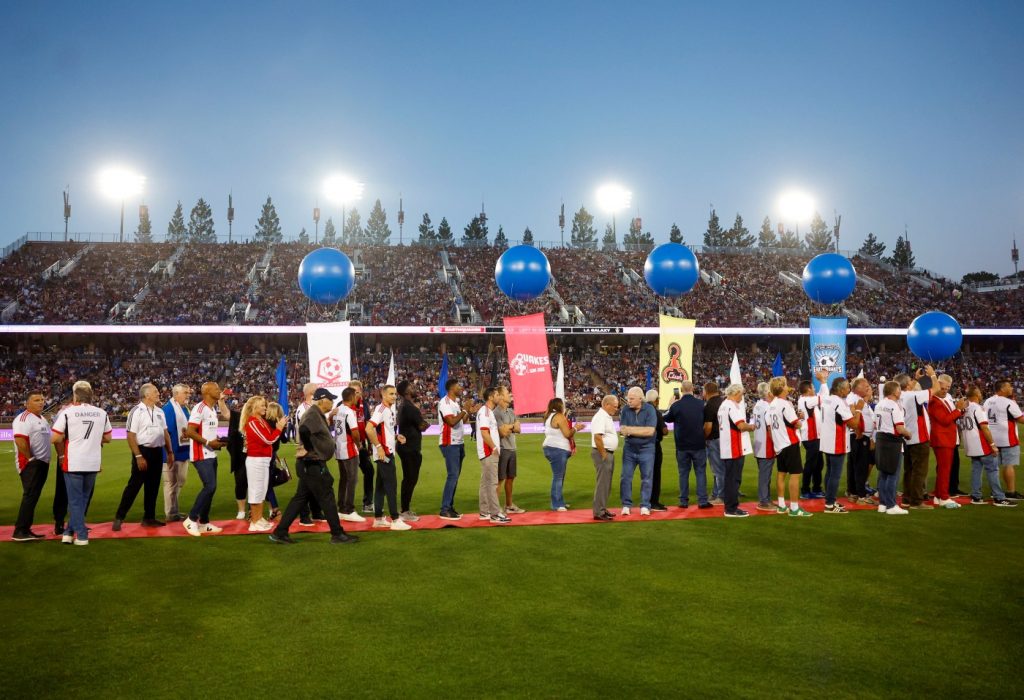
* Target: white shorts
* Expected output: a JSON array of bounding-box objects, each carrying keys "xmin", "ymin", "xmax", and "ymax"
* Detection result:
[{"xmin": 245, "ymin": 456, "xmax": 272, "ymax": 504}]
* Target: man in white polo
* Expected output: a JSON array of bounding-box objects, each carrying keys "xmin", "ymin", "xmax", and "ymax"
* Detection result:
[
  {"xmin": 590, "ymin": 394, "xmax": 620, "ymax": 521},
  {"xmin": 113, "ymin": 383, "xmax": 174, "ymax": 531},
  {"xmin": 12, "ymin": 391, "xmax": 52, "ymax": 541}
]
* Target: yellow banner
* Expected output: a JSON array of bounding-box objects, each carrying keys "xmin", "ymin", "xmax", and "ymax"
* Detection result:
[{"xmin": 658, "ymin": 315, "xmax": 696, "ymax": 409}]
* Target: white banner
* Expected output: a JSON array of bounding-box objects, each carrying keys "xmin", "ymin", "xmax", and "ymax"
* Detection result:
[{"xmin": 306, "ymin": 321, "xmax": 352, "ymax": 391}]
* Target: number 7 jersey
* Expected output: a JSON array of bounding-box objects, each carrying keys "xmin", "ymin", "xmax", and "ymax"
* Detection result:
[{"xmin": 51, "ymin": 402, "xmax": 112, "ymax": 473}]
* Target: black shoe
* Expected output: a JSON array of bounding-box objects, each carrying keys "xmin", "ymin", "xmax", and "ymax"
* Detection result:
[
  {"xmin": 141, "ymin": 518, "xmax": 165, "ymax": 527},
  {"xmin": 298, "ymin": 518, "xmax": 316, "ymax": 526},
  {"xmin": 698, "ymin": 503, "xmax": 713, "ymax": 509},
  {"xmin": 602, "ymin": 510, "xmax": 616, "ymax": 518},
  {"xmin": 111, "ymin": 519, "xmax": 123, "ymax": 532},
  {"xmin": 330, "ymin": 533, "xmax": 359, "ymax": 544},
  {"xmin": 593, "ymin": 513, "xmax": 614, "ymax": 521},
  {"xmin": 312, "ymin": 516, "xmax": 327, "ymax": 523},
  {"xmin": 28, "ymin": 530, "xmax": 45, "ymax": 539},
  {"xmin": 1006, "ymin": 491, "xmax": 1023, "ymax": 501},
  {"xmin": 950, "ymin": 490, "xmax": 968, "ymax": 498},
  {"xmin": 650, "ymin": 503, "xmax": 669, "ymax": 512},
  {"xmin": 168, "ymin": 514, "xmax": 187, "ymax": 522},
  {"xmin": 268, "ymin": 533, "xmax": 296, "ymax": 544},
  {"xmin": 439, "ymin": 509, "xmax": 462, "ymax": 521},
  {"xmin": 54, "ymin": 522, "xmax": 64, "ymax": 536},
  {"xmin": 724, "ymin": 508, "xmax": 750, "ymax": 518},
  {"xmin": 738, "ymin": 492, "xmax": 747, "ymax": 498},
  {"xmin": 11, "ymin": 531, "xmax": 35, "ymax": 542}
]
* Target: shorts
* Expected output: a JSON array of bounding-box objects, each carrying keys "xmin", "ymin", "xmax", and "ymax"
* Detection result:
[
  {"xmin": 245, "ymin": 456, "xmax": 271, "ymax": 504},
  {"xmin": 498, "ymin": 449, "xmax": 518, "ymax": 480},
  {"xmin": 997, "ymin": 445, "xmax": 1020, "ymax": 467},
  {"xmin": 776, "ymin": 443, "xmax": 803, "ymax": 474}
]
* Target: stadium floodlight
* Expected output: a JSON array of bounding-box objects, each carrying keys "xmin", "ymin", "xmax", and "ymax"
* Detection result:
[
  {"xmin": 97, "ymin": 167, "xmax": 145, "ymax": 243},
  {"xmin": 595, "ymin": 183, "xmax": 632, "ymax": 214},
  {"xmin": 323, "ymin": 174, "xmax": 365, "ymax": 206},
  {"xmin": 777, "ymin": 189, "xmax": 815, "ymax": 227}
]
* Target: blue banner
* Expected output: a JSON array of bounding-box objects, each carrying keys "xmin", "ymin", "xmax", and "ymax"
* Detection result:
[
  {"xmin": 276, "ymin": 356, "xmax": 290, "ymax": 414},
  {"xmin": 438, "ymin": 353, "xmax": 449, "ymax": 398},
  {"xmin": 809, "ymin": 316, "xmax": 847, "ymax": 391},
  {"xmin": 772, "ymin": 352, "xmax": 783, "ymax": 377}
]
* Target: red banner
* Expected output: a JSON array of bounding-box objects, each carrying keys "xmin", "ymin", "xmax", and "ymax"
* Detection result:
[{"xmin": 503, "ymin": 313, "xmax": 554, "ymax": 415}]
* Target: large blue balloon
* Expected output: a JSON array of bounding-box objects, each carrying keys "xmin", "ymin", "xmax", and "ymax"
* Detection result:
[
  {"xmin": 907, "ymin": 311, "xmax": 962, "ymax": 362},
  {"xmin": 495, "ymin": 245, "xmax": 551, "ymax": 301},
  {"xmin": 643, "ymin": 243, "xmax": 700, "ymax": 297},
  {"xmin": 802, "ymin": 253, "xmax": 857, "ymax": 304},
  {"xmin": 297, "ymin": 247, "xmax": 355, "ymax": 305}
]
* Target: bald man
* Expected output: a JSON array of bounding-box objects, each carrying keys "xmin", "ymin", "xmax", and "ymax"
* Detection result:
[
  {"xmin": 590, "ymin": 395, "xmax": 621, "ymax": 520},
  {"xmin": 182, "ymin": 382, "xmax": 227, "ymax": 536}
]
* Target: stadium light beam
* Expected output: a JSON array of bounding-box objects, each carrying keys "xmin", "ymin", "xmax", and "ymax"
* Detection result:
[
  {"xmin": 596, "ymin": 183, "xmax": 632, "ymax": 248},
  {"xmin": 777, "ymin": 189, "xmax": 815, "ymax": 229},
  {"xmin": 97, "ymin": 167, "xmax": 145, "ymax": 243}
]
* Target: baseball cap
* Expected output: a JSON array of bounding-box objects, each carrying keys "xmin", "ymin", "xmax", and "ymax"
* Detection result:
[{"xmin": 313, "ymin": 387, "xmax": 338, "ymax": 402}]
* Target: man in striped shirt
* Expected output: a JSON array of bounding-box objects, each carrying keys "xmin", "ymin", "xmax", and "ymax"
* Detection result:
[{"xmin": 113, "ymin": 383, "xmax": 174, "ymax": 531}]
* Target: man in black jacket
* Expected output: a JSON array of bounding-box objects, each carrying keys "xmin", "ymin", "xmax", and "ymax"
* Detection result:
[{"xmin": 270, "ymin": 388, "xmax": 358, "ymax": 545}]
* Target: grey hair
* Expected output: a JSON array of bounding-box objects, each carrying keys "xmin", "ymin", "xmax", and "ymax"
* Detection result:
[
  {"xmin": 937, "ymin": 374, "xmax": 953, "ymax": 385},
  {"xmin": 72, "ymin": 380, "xmax": 93, "ymax": 403},
  {"xmin": 171, "ymin": 383, "xmax": 190, "ymax": 397},
  {"xmin": 680, "ymin": 380, "xmax": 694, "ymax": 394},
  {"xmin": 601, "ymin": 395, "xmax": 618, "ymax": 409},
  {"xmin": 303, "ymin": 382, "xmax": 318, "ymax": 397},
  {"xmin": 645, "ymin": 389, "xmax": 659, "ymax": 403},
  {"xmin": 627, "ymin": 386, "xmax": 644, "ymax": 398},
  {"xmin": 725, "ymin": 383, "xmax": 745, "ymax": 398},
  {"xmin": 139, "ymin": 383, "xmax": 157, "ymax": 400},
  {"xmin": 757, "ymin": 381, "xmax": 771, "ymax": 399}
]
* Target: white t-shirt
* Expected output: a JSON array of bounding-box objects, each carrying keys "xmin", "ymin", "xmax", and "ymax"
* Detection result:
[
  {"xmin": 958, "ymin": 402, "xmax": 995, "ymax": 458},
  {"xmin": 438, "ymin": 395, "xmax": 465, "ymax": 446},
  {"xmin": 126, "ymin": 401, "xmax": 168, "ymax": 448},
  {"xmin": 369, "ymin": 403, "xmax": 398, "ymax": 458},
  {"xmin": 768, "ymin": 397, "xmax": 800, "ymax": 450},
  {"xmin": 819, "ymin": 392, "xmax": 854, "ymax": 455},
  {"xmin": 875, "ymin": 397, "xmax": 906, "ymax": 446},
  {"xmin": 51, "ymin": 402, "xmax": 112, "ymax": 473},
  {"xmin": 13, "ymin": 410, "xmax": 51, "ymax": 472},
  {"xmin": 797, "ymin": 395, "xmax": 820, "ymax": 442},
  {"xmin": 718, "ymin": 399, "xmax": 752, "ymax": 460},
  {"xmin": 752, "ymin": 399, "xmax": 773, "ymax": 459},
  {"xmin": 589, "ymin": 408, "xmax": 619, "ymax": 452},
  {"xmin": 901, "ymin": 389, "xmax": 931, "ymax": 445},
  {"xmin": 983, "ymin": 395, "xmax": 1023, "ymax": 448},
  {"xmin": 333, "ymin": 405, "xmax": 360, "ymax": 460},
  {"xmin": 849, "ymin": 394, "xmax": 875, "ymax": 440},
  {"xmin": 189, "ymin": 402, "xmax": 220, "ymax": 461},
  {"xmin": 475, "ymin": 404, "xmax": 500, "ymax": 460}
]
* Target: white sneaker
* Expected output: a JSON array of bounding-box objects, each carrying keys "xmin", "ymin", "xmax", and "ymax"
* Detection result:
[
  {"xmin": 640, "ymin": 507, "xmax": 651, "ymax": 516},
  {"xmin": 372, "ymin": 517, "xmax": 390, "ymax": 528},
  {"xmin": 339, "ymin": 511, "xmax": 366, "ymax": 523},
  {"xmin": 248, "ymin": 519, "xmax": 273, "ymax": 532},
  {"xmin": 73, "ymin": 538, "xmax": 89, "ymax": 546},
  {"xmin": 886, "ymin": 506, "xmax": 909, "ymax": 515},
  {"xmin": 479, "ymin": 513, "xmax": 492, "ymax": 520},
  {"xmin": 621, "ymin": 506, "xmax": 631, "ymax": 516},
  {"xmin": 390, "ymin": 518, "xmax": 412, "ymax": 531},
  {"xmin": 202, "ymin": 523, "xmax": 223, "ymax": 534},
  {"xmin": 61, "ymin": 534, "xmax": 74, "ymax": 544},
  {"xmin": 877, "ymin": 504, "xmax": 887, "ymax": 513},
  {"xmin": 933, "ymin": 496, "xmax": 941, "ymax": 506},
  {"xmin": 399, "ymin": 511, "xmax": 420, "ymax": 522},
  {"xmin": 235, "ymin": 511, "xmax": 247, "ymax": 520},
  {"xmin": 939, "ymin": 499, "xmax": 961, "ymax": 509},
  {"xmin": 183, "ymin": 518, "xmax": 202, "ymax": 537},
  {"xmin": 556, "ymin": 506, "xmax": 568, "ymax": 512}
]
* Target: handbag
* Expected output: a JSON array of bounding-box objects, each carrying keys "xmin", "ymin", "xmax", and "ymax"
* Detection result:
[{"xmin": 270, "ymin": 455, "xmax": 292, "ymax": 486}]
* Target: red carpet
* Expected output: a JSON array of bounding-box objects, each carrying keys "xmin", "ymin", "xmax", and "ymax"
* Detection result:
[{"xmin": 0, "ymin": 496, "xmax": 973, "ymax": 542}]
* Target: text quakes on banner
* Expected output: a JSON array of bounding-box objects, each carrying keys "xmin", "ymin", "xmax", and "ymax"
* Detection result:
[
  {"xmin": 809, "ymin": 316, "xmax": 847, "ymax": 391},
  {"xmin": 658, "ymin": 315, "xmax": 696, "ymax": 409},
  {"xmin": 503, "ymin": 313, "xmax": 555, "ymax": 415},
  {"xmin": 306, "ymin": 321, "xmax": 352, "ymax": 390}
]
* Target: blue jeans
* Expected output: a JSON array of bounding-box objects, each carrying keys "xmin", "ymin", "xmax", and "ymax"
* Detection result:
[
  {"xmin": 267, "ymin": 485, "xmax": 278, "ymax": 508},
  {"xmin": 878, "ymin": 455, "xmax": 902, "ymax": 508},
  {"xmin": 676, "ymin": 448, "xmax": 708, "ymax": 506},
  {"xmin": 543, "ymin": 446, "xmax": 570, "ymax": 509},
  {"xmin": 824, "ymin": 453, "xmax": 845, "ymax": 506},
  {"xmin": 707, "ymin": 439, "xmax": 724, "ymax": 499},
  {"xmin": 63, "ymin": 471, "xmax": 97, "ymax": 540},
  {"xmin": 971, "ymin": 454, "xmax": 1005, "ymax": 500},
  {"xmin": 439, "ymin": 444, "xmax": 465, "ymax": 512},
  {"xmin": 620, "ymin": 442, "xmax": 655, "ymax": 508},
  {"xmin": 188, "ymin": 458, "xmax": 218, "ymax": 523},
  {"xmin": 756, "ymin": 457, "xmax": 776, "ymax": 504}
]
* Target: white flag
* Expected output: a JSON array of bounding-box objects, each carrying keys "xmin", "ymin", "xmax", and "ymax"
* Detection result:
[
  {"xmin": 386, "ymin": 351, "xmax": 396, "ymax": 387},
  {"xmin": 856, "ymin": 368, "xmax": 864, "ymax": 379},
  {"xmin": 306, "ymin": 321, "xmax": 351, "ymax": 391},
  {"xmin": 555, "ymin": 353, "xmax": 565, "ymax": 401},
  {"xmin": 729, "ymin": 352, "xmax": 742, "ymax": 386}
]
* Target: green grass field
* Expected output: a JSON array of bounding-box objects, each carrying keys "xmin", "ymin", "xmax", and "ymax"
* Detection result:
[{"xmin": 1, "ymin": 434, "xmax": 1022, "ymax": 699}]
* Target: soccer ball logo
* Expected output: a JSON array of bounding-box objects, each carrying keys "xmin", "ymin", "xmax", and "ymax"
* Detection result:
[
  {"xmin": 316, "ymin": 356, "xmax": 344, "ymax": 382},
  {"xmin": 814, "ymin": 348, "xmax": 841, "ymax": 372},
  {"xmin": 510, "ymin": 355, "xmax": 529, "ymax": 377}
]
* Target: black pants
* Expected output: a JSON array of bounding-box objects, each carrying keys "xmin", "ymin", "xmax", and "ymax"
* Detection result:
[
  {"xmin": 16, "ymin": 459, "xmax": 50, "ymax": 533},
  {"xmin": 374, "ymin": 456, "xmax": 399, "ymax": 519},
  {"xmin": 233, "ymin": 463, "xmax": 248, "ymax": 501},
  {"xmin": 358, "ymin": 446, "xmax": 375, "ymax": 507},
  {"xmin": 397, "ymin": 445, "xmax": 422, "ymax": 513},
  {"xmin": 651, "ymin": 442, "xmax": 664, "ymax": 505},
  {"xmin": 847, "ymin": 437, "xmax": 871, "ymax": 498},
  {"xmin": 723, "ymin": 457, "xmax": 744, "ymax": 511},
  {"xmin": 296, "ymin": 456, "xmax": 325, "ymax": 520},
  {"xmin": 801, "ymin": 440, "xmax": 824, "ymax": 493},
  {"xmin": 115, "ymin": 446, "xmax": 165, "ymax": 520},
  {"xmin": 950, "ymin": 449, "xmax": 961, "ymax": 492},
  {"xmin": 275, "ymin": 459, "xmax": 345, "ymax": 537}
]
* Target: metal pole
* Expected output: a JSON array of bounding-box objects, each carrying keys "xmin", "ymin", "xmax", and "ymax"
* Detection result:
[{"xmin": 119, "ymin": 200, "xmax": 125, "ymax": 243}]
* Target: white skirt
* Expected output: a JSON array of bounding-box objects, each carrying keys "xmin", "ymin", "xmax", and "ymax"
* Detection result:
[{"xmin": 245, "ymin": 456, "xmax": 272, "ymax": 504}]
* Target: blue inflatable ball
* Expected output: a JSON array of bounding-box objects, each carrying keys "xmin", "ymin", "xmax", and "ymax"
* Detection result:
[
  {"xmin": 643, "ymin": 243, "xmax": 700, "ymax": 297},
  {"xmin": 907, "ymin": 311, "xmax": 963, "ymax": 362},
  {"xmin": 495, "ymin": 245, "xmax": 551, "ymax": 301},
  {"xmin": 297, "ymin": 247, "xmax": 355, "ymax": 304},
  {"xmin": 801, "ymin": 253, "xmax": 857, "ymax": 304}
]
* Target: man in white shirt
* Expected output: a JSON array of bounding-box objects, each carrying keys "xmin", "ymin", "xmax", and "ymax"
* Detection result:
[
  {"xmin": 717, "ymin": 384, "xmax": 756, "ymax": 518},
  {"xmin": 818, "ymin": 370, "xmax": 863, "ymax": 514},
  {"xmin": 590, "ymin": 395, "xmax": 621, "ymax": 520},
  {"xmin": 983, "ymin": 379, "xmax": 1024, "ymax": 500},
  {"xmin": 895, "ymin": 366, "xmax": 935, "ymax": 508},
  {"xmin": 437, "ymin": 378, "xmax": 475, "ymax": 520},
  {"xmin": 366, "ymin": 384, "xmax": 411, "ymax": 531},
  {"xmin": 847, "ymin": 378, "xmax": 877, "ymax": 505},
  {"xmin": 113, "ymin": 383, "xmax": 174, "ymax": 531},
  {"xmin": 476, "ymin": 387, "xmax": 509, "ymax": 524},
  {"xmin": 12, "ymin": 391, "xmax": 52, "ymax": 541},
  {"xmin": 50, "ymin": 381, "xmax": 112, "ymax": 545},
  {"xmin": 751, "ymin": 383, "xmax": 775, "ymax": 512},
  {"xmin": 162, "ymin": 384, "xmax": 192, "ymax": 522},
  {"xmin": 961, "ymin": 386, "xmax": 1015, "ymax": 506},
  {"xmin": 183, "ymin": 382, "xmax": 227, "ymax": 537}
]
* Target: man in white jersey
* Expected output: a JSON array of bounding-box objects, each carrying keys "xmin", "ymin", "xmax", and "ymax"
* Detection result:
[
  {"xmin": 113, "ymin": 383, "xmax": 174, "ymax": 531},
  {"xmin": 983, "ymin": 379, "xmax": 1024, "ymax": 500},
  {"xmin": 751, "ymin": 383, "xmax": 776, "ymax": 513},
  {"xmin": 768, "ymin": 377, "xmax": 810, "ymax": 516},
  {"xmin": 874, "ymin": 381, "xmax": 911, "ymax": 514},
  {"xmin": 366, "ymin": 384, "xmax": 411, "ymax": 531},
  {"xmin": 12, "ymin": 391, "xmax": 52, "ymax": 541},
  {"xmin": 717, "ymin": 384, "xmax": 755, "ymax": 518},
  {"xmin": 476, "ymin": 387, "xmax": 510, "ymax": 524},
  {"xmin": 847, "ymin": 377, "xmax": 877, "ymax": 505},
  {"xmin": 818, "ymin": 370, "xmax": 862, "ymax": 514},
  {"xmin": 333, "ymin": 386, "xmax": 365, "ymax": 522},
  {"xmin": 797, "ymin": 380, "xmax": 824, "ymax": 499},
  {"xmin": 50, "ymin": 381, "xmax": 112, "ymax": 545},
  {"xmin": 894, "ymin": 367, "xmax": 935, "ymax": 508},
  {"xmin": 960, "ymin": 386, "xmax": 1015, "ymax": 507},
  {"xmin": 438, "ymin": 378, "xmax": 476, "ymax": 520},
  {"xmin": 182, "ymin": 382, "xmax": 227, "ymax": 537}
]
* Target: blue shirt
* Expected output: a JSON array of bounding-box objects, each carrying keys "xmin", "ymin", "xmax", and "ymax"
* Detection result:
[
  {"xmin": 163, "ymin": 400, "xmax": 191, "ymax": 462},
  {"xmin": 664, "ymin": 395, "xmax": 706, "ymax": 451},
  {"xmin": 619, "ymin": 402, "xmax": 657, "ymax": 448}
]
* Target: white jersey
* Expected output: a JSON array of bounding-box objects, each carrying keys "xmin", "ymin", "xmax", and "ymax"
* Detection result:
[
  {"xmin": 13, "ymin": 410, "xmax": 51, "ymax": 472},
  {"xmin": 369, "ymin": 403, "xmax": 398, "ymax": 458},
  {"xmin": 797, "ymin": 395, "xmax": 820, "ymax": 442},
  {"xmin": 819, "ymin": 391, "xmax": 854, "ymax": 455},
  {"xmin": 718, "ymin": 399, "xmax": 752, "ymax": 460},
  {"xmin": 768, "ymin": 397, "xmax": 800, "ymax": 450},
  {"xmin": 983, "ymin": 395, "xmax": 1022, "ymax": 448},
  {"xmin": 189, "ymin": 402, "xmax": 221, "ymax": 461},
  {"xmin": 438, "ymin": 395, "xmax": 465, "ymax": 446},
  {"xmin": 51, "ymin": 402, "xmax": 112, "ymax": 473},
  {"xmin": 475, "ymin": 404, "xmax": 500, "ymax": 460},
  {"xmin": 848, "ymin": 394, "xmax": 875, "ymax": 440},
  {"xmin": 901, "ymin": 389, "xmax": 931, "ymax": 445},
  {"xmin": 752, "ymin": 399, "xmax": 773, "ymax": 459},
  {"xmin": 875, "ymin": 397, "xmax": 906, "ymax": 445},
  {"xmin": 333, "ymin": 405, "xmax": 360, "ymax": 460},
  {"xmin": 126, "ymin": 401, "xmax": 168, "ymax": 448},
  {"xmin": 958, "ymin": 402, "xmax": 995, "ymax": 458}
]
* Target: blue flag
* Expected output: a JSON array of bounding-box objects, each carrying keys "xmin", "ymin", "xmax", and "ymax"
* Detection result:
[
  {"xmin": 645, "ymin": 366, "xmax": 653, "ymax": 392},
  {"xmin": 438, "ymin": 353, "xmax": 449, "ymax": 398},
  {"xmin": 276, "ymin": 356, "xmax": 289, "ymax": 414},
  {"xmin": 772, "ymin": 352, "xmax": 783, "ymax": 377},
  {"xmin": 809, "ymin": 316, "xmax": 847, "ymax": 391}
]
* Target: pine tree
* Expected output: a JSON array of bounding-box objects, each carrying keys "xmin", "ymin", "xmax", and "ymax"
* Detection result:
[
  {"xmin": 321, "ymin": 218, "xmax": 337, "ymax": 245},
  {"xmin": 494, "ymin": 225, "xmax": 508, "ymax": 249},
  {"xmin": 669, "ymin": 223, "xmax": 683, "ymax": 244},
  {"xmin": 726, "ymin": 213, "xmax": 754, "ymax": 247},
  {"xmin": 602, "ymin": 223, "xmax": 616, "ymax": 251},
  {"xmin": 888, "ymin": 235, "xmax": 916, "ymax": 270},
  {"xmin": 437, "ymin": 217, "xmax": 453, "ymax": 244},
  {"xmin": 364, "ymin": 199, "xmax": 392, "ymax": 245},
  {"xmin": 624, "ymin": 226, "xmax": 655, "ymax": 250},
  {"xmin": 462, "ymin": 216, "xmax": 488, "ymax": 246},
  {"xmin": 418, "ymin": 213, "xmax": 436, "ymax": 243},
  {"xmin": 344, "ymin": 208, "xmax": 363, "ymax": 245},
  {"xmin": 859, "ymin": 232, "xmax": 886, "ymax": 258},
  {"xmin": 135, "ymin": 205, "xmax": 153, "ymax": 243},
  {"xmin": 570, "ymin": 206, "xmax": 597, "ymax": 247},
  {"xmin": 187, "ymin": 198, "xmax": 216, "ymax": 242},
  {"xmin": 297, "ymin": 227, "xmax": 309, "ymax": 244},
  {"xmin": 253, "ymin": 196, "xmax": 282, "ymax": 243},
  {"xmin": 167, "ymin": 201, "xmax": 187, "ymax": 242},
  {"xmin": 961, "ymin": 270, "xmax": 998, "ymax": 285},
  {"xmin": 704, "ymin": 209, "xmax": 725, "ymax": 247},
  {"xmin": 758, "ymin": 216, "xmax": 778, "ymax": 248},
  {"xmin": 779, "ymin": 229, "xmax": 800, "ymax": 248},
  {"xmin": 804, "ymin": 212, "xmax": 833, "ymax": 251},
  {"xmin": 522, "ymin": 226, "xmax": 534, "ymax": 245}
]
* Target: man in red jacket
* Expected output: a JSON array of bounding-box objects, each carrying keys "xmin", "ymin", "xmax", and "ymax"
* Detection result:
[{"xmin": 929, "ymin": 373, "xmax": 968, "ymax": 508}]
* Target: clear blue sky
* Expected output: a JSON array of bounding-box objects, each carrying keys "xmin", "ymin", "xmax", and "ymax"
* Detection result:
[{"xmin": 1, "ymin": 0, "xmax": 1022, "ymax": 278}]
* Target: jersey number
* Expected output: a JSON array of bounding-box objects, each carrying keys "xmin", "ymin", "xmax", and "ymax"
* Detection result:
[{"xmin": 83, "ymin": 420, "xmax": 94, "ymax": 440}]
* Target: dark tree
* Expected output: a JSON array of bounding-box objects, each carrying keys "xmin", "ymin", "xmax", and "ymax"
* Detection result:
[
  {"xmin": 669, "ymin": 223, "xmax": 683, "ymax": 244},
  {"xmin": 254, "ymin": 196, "xmax": 282, "ymax": 243},
  {"xmin": 187, "ymin": 198, "xmax": 216, "ymax": 242},
  {"xmin": 167, "ymin": 201, "xmax": 187, "ymax": 242},
  {"xmin": 758, "ymin": 216, "xmax": 778, "ymax": 248},
  {"xmin": 859, "ymin": 232, "xmax": 886, "ymax": 258},
  {"xmin": 570, "ymin": 206, "xmax": 597, "ymax": 247}
]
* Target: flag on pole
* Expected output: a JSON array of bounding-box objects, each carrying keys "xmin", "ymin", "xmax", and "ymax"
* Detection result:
[
  {"xmin": 385, "ymin": 351, "xmax": 396, "ymax": 387},
  {"xmin": 772, "ymin": 352, "xmax": 783, "ymax": 377},
  {"xmin": 645, "ymin": 367, "xmax": 653, "ymax": 392},
  {"xmin": 438, "ymin": 353, "xmax": 449, "ymax": 398},
  {"xmin": 555, "ymin": 353, "xmax": 565, "ymax": 401},
  {"xmin": 275, "ymin": 356, "xmax": 289, "ymax": 414},
  {"xmin": 730, "ymin": 352, "xmax": 742, "ymax": 386},
  {"xmin": 856, "ymin": 368, "xmax": 865, "ymax": 379}
]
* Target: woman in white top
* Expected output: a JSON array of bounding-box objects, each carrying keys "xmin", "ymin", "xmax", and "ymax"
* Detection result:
[{"xmin": 542, "ymin": 398, "xmax": 581, "ymax": 511}]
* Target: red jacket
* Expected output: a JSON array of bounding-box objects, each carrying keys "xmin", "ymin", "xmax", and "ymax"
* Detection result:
[
  {"xmin": 927, "ymin": 395, "xmax": 962, "ymax": 449},
  {"xmin": 244, "ymin": 417, "xmax": 282, "ymax": 458}
]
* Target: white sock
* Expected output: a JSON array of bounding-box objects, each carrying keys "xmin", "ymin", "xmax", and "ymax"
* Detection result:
[
  {"xmin": 777, "ymin": 497, "xmax": 786, "ymax": 508},
  {"xmin": 790, "ymin": 502, "xmax": 799, "ymax": 512}
]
